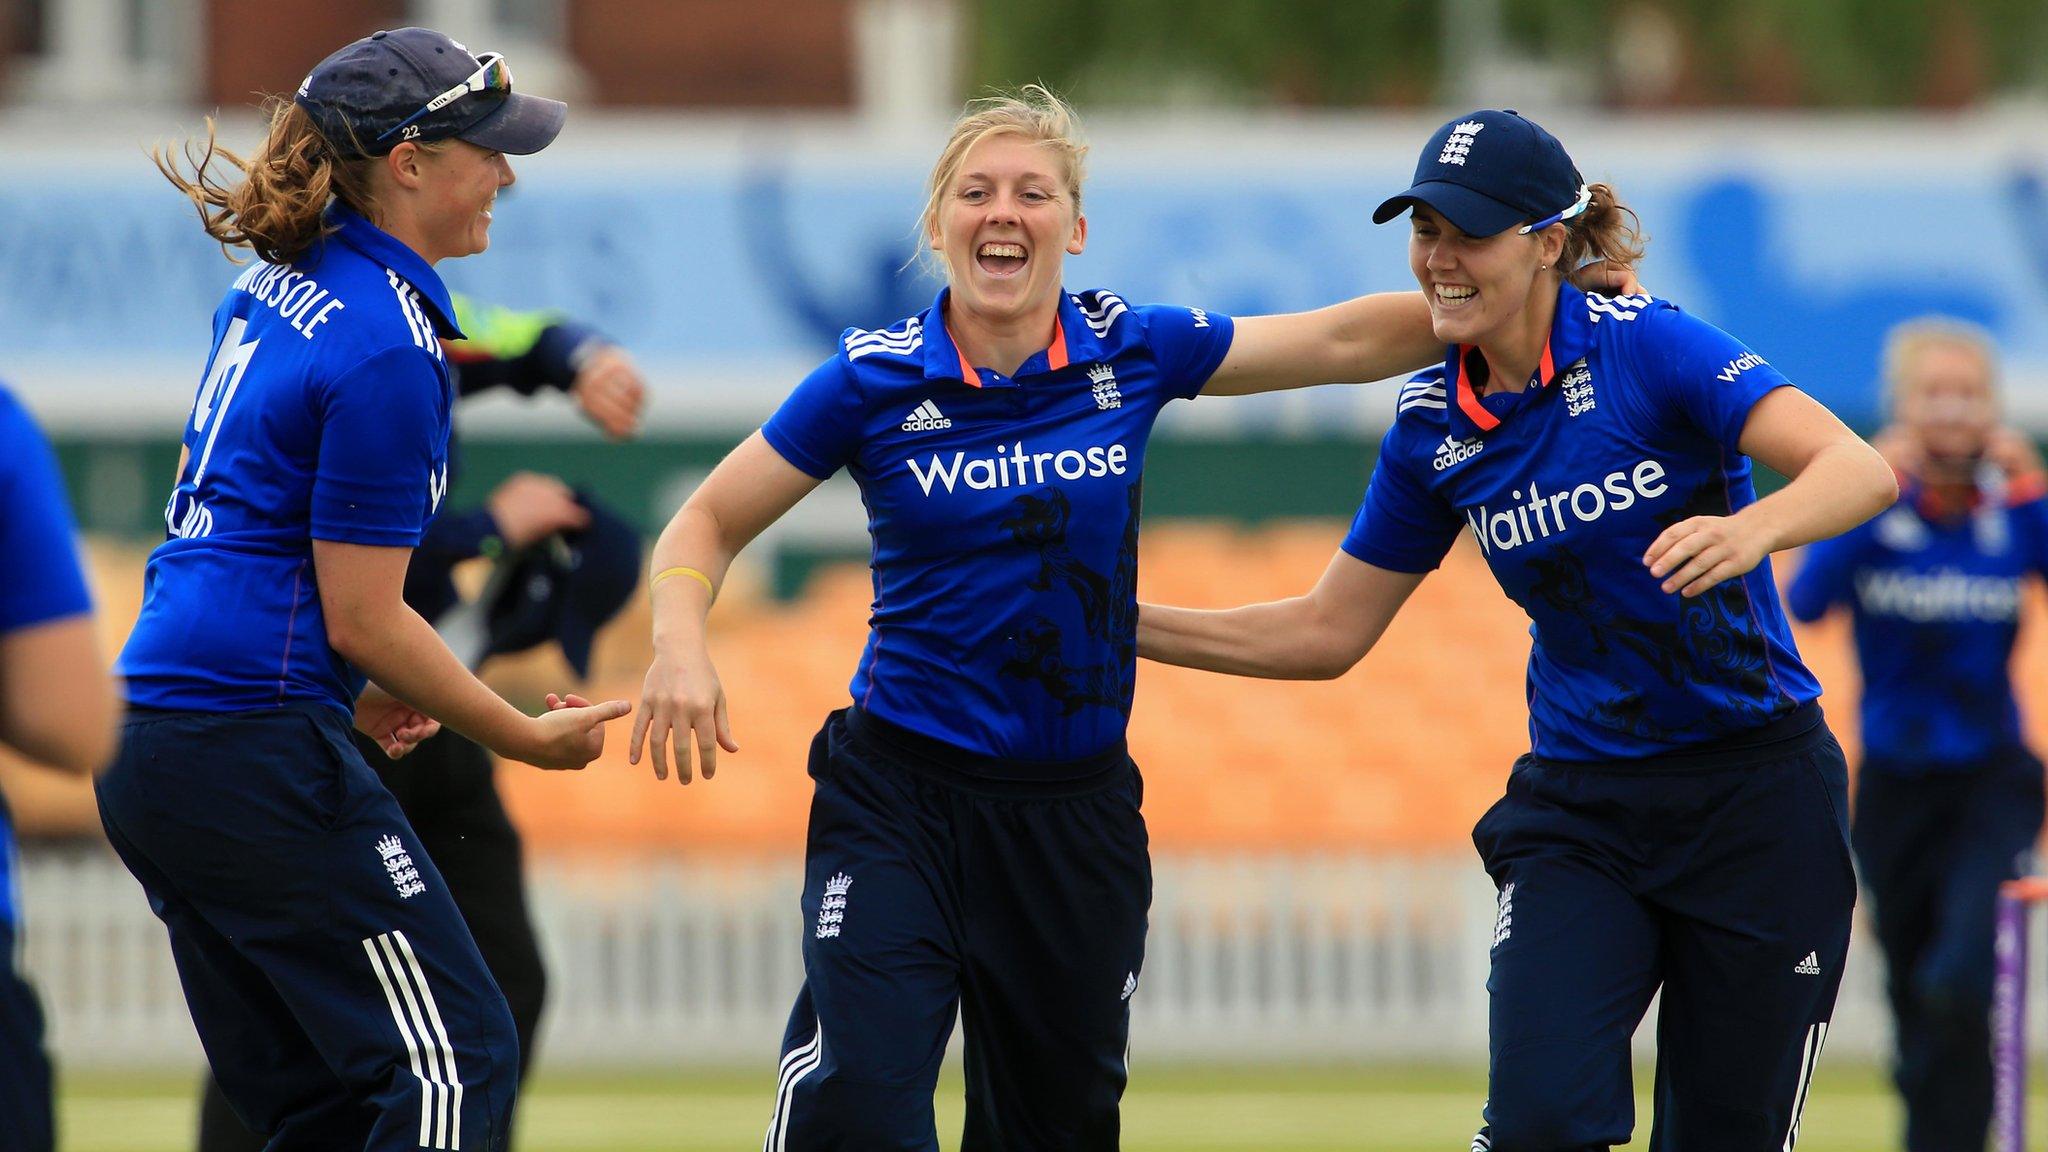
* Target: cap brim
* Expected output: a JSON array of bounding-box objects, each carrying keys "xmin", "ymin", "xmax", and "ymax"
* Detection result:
[
  {"xmin": 1371, "ymin": 180, "xmax": 1526, "ymax": 238},
  {"xmin": 458, "ymin": 92, "xmax": 566, "ymax": 155},
  {"xmin": 557, "ymin": 614, "xmax": 596, "ymax": 680}
]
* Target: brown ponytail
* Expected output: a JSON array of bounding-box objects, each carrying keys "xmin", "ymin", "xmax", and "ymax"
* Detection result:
[
  {"xmin": 153, "ymin": 98, "xmax": 384, "ymax": 266},
  {"xmin": 1559, "ymin": 182, "xmax": 1647, "ymax": 273}
]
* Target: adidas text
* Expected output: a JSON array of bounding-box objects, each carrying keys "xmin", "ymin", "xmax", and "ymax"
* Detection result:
[{"xmin": 1434, "ymin": 436, "xmax": 1484, "ymax": 472}]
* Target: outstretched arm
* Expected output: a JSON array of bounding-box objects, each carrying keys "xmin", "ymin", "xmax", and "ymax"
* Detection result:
[
  {"xmin": 1201, "ymin": 266, "xmax": 1642, "ymax": 398},
  {"xmin": 1202, "ymin": 294, "xmax": 1439, "ymax": 397},
  {"xmin": 631, "ymin": 432, "xmax": 824, "ymax": 783},
  {"xmin": 1138, "ymin": 552, "xmax": 1427, "ymax": 679},
  {"xmin": 1646, "ymin": 388, "xmax": 1897, "ymax": 598},
  {"xmin": 317, "ymin": 542, "xmax": 629, "ymax": 769}
]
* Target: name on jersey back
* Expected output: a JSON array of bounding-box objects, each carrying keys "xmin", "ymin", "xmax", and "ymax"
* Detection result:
[{"xmin": 231, "ymin": 262, "xmax": 346, "ymax": 341}]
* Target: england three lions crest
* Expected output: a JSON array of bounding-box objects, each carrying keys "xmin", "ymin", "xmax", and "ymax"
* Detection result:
[
  {"xmin": 1088, "ymin": 363, "xmax": 1123, "ymax": 411},
  {"xmin": 815, "ymin": 872, "xmax": 852, "ymax": 939},
  {"xmin": 1561, "ymin": 363, "xmax": 1595, "ymax": 417}
]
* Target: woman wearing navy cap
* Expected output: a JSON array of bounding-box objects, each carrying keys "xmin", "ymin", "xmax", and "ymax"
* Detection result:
[
  {"xmin": 99, "ymin": 28, "xmax": 626, "ymax": 1151},
  {"xmin": 628, "ymin": 88, "xmax": 1651, "ymax": 1151},
  {"xmin": 1138, "ymin": 110, "xmax": 1898, "ymax": 1150}
]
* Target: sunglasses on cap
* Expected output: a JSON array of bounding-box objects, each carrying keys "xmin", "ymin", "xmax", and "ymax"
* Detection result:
[
  {"xmin": 377, "ymin": 52, "xmax": 512, "ymax": 146},
  {"xmin": 1518, "ymin": 184, "xmax": 1593, "ymax": 236}
]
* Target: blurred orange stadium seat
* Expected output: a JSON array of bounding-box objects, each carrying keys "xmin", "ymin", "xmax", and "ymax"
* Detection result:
[{"xmin": 18, "ymin": 532, "xmax": 2048, "ymax": 858}]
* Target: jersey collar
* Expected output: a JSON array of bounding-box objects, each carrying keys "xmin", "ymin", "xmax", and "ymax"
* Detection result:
[
  {"xmin": 922, "ymin": 287, "xmax": 1092, "ymax": 389},
  {"xmin": 317, "ymin": 202, "xmax": 466, "ymax": 341},
  {"xmin": 1445, "ymin": 280, "xmax": 1598, "ymax": 440},
  {"xmin": 1900, "ymin": 469, "xmax": 2048, "ymax": 520}
]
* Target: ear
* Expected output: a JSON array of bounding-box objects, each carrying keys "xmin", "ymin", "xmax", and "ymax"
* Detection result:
[
  {"xmin": 1065, "ymin": 211, "xmax": 1088, "ymax": 257},
  {"xmin": 1539, "ymin": 223, "xmax": 1568, "ymax": 269},
  {"xmin": 384, "ymin": 141, "xmax": 427, "ymax": 191}
]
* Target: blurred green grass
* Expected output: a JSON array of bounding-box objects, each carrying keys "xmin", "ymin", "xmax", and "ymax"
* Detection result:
[{"xmin": 61, "ymin": 1061, "xmax": 1923, "ymax": 1151}]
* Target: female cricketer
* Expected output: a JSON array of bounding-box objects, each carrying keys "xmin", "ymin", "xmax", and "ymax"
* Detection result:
[
  {"xmin": 98, "ymin": 28, "xmax": 625, "ymax": 1151},
  {"xmin": 1789, "ymin": 318, "xmax": 2048, "ymax": 1152},
  {"xmin": 621, "ymin": 86, "xmax": 1610, "ymax": 1150},
  {"xmin": 0, "ymin": 381, "xmax": 118, "ymax": 1152},
  {"xmin": 1136, "ymin": 110, "xmax": 1898, "ymax": 1151}
]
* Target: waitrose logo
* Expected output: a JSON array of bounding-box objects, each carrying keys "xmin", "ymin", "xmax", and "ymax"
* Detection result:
[
  {"xmin": 906, "ymin": 441, "xmax": 1131, "ymax": 496},
  {"xmin": 1465, "ymin": 459, "xmax": 1669, "ymax": 554}
]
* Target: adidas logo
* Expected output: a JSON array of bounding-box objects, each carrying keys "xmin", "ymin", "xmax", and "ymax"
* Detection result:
[
  {"xmin": 1434, "ymin": 434, "xmax": 1484, "ymax": 472},
  {"xmin": 1794, "ymin": 951, "xmax": 1821, "ymax": 976},
  {"xmin": 1120, "ymin": 971, "xmax": 1138, "ymax": 1001},
  {"xmin": 901, "ymin": 399, "xmax": 952, "ymax": 432}
]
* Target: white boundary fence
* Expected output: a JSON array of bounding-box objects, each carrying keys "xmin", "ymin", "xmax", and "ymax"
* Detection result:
[{"xmin": 20, "ymin": 847, "xmax": 1916, "ymax": 1069}]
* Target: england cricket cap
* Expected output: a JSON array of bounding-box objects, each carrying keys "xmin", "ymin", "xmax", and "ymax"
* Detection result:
[
  {"xmin": 1373, "ymin": 109, "xmax": 1584, "ymax": 238},
  {"xmin": 294, "ymin": 27, "xmax": 566, "ymax": 158}
]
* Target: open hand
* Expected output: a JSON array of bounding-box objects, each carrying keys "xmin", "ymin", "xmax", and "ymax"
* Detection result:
[
  {"xmin": 1643, "ymin": 514, "xmax": 1770, "ymax": 598},
  {"xmin": 628, "ymin": 646, "xmax": 738, "ymax": 785}
]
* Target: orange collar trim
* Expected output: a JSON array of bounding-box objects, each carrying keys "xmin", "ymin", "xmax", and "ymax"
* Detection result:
[{"xmin": 944, "ymin": 314, "xmax": 1070, "ymax": 386}]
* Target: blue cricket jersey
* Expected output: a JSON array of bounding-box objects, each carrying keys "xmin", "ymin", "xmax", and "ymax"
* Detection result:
[
  {"xmin": 1342, "ymin": 283, "xmax": 1824, "ymax": 762},
  {"xmin": 0, "ymin": 383, "xmax": 95, "ymax": 928},
  {"xmin": 762, "ymin": 287, "xmax": 1234, "ymax": 762},
  {"xmin": 1788, "ymin": 473, "xmax": 2048, "ymax": 771},
  {"xmin": 118, "ymin": 204, "xmax": 461, "ymax": 718}
]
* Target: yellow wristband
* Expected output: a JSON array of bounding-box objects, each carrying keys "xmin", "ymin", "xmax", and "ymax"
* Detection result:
[{"xmin": 650, "ymin": 565, "xmax": 716, "ymax": 599}]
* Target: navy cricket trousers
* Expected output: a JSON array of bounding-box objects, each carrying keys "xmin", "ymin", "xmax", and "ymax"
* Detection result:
[
  {"xmin": 1471, "ymin": 707, "xmax": 1858, "ymax": 1152},
  {"xmin": 766, "ymin": 708, "xmax": 1151, "ymax": 1152},
  {"xmin": 0, "ymin": 919, "xmax": 53, "ymax": 1152},
  {"xmin": 96, "ymin": 704, "xmax": 519, "ymax": 1152},
  {"xmin": 1851, "ymin": 749, "xmax": 2045, "ymax": 1152}
]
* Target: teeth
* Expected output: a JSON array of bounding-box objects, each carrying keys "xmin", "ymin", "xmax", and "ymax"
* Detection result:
[
  {"xmin": 979, "ymin": 242, "xmax": 1026, "ymax": 259},
  {"xmin": 1436, "ymin": 285, "xmax": 1475, "ymax": 301}
]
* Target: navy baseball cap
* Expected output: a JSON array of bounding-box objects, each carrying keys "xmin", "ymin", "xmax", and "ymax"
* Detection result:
[
  {"xmin": 1373, "ymin": 110, "xmax": 1585, "ymax": 238},
  {"xmin": 294, "ymin": 28, "xmax": 565, "ymax": 158}
]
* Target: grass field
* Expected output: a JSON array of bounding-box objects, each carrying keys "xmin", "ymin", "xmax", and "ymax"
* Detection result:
[{"xmin": 55, "ymin": 1061, "xmax": 1945, "ymax": 1151}]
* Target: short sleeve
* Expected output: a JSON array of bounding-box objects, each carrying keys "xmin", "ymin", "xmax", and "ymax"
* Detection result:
[
  {"xmin": 1784, "ymin": 527, "xmax": 1867, "ymax": 624},
  {"xmin": 1138, "ymin": 304, "xmax": 1236, "ymax": 400},
  {"xmin": 0, "ymin": 392, "xmax": 92, "ymax": 632},
  {"xmin": 2008, "ymin": 491, "xmax": 2048, "ymax": 579},
  {"xmin": 761, "ymin": 355, "xmax": 865, "ymax": 480},
  {"xmin": 311, "ymin": 346, "xmax": 447, "ymax": 546},
  {"xmin": 1630, "ymin": 306, "xmax": 1795, "ymax": 451},
  {"xmin": 1338, "ymin": 427, "xmax": 1466, "ymax": 573}
]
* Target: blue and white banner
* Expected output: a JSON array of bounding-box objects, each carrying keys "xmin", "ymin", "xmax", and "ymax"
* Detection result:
[{"xmin": 4, "ymin": 114, "xmax": 2043, "ymax": 433}]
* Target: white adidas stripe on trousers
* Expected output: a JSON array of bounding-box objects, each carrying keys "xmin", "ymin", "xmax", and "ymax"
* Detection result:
[
  {"xmin": 1781, "ymin": 1020, "xmax": 1827, "ymax": 1151},
  {"xmin": 763, "ymin": 1021, "xmax": 825, "ymax": 1152},
  {"xmin": 364, "ymin": 930, "xmax": 467, "ymax": 1151}
]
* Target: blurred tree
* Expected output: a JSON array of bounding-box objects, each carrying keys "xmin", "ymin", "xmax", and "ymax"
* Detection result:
[{"xmin": 965, "ymin": 0, "xmax": 2047, "ymax": 109}]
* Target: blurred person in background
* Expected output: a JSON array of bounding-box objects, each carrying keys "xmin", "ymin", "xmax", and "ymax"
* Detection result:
[
  {"xmin": 100, "ymin": 28, "xmax": 630, "ymax": 1150},
  {"xmin": 1136, "ymin": 110, "xmax": 1896, "ymax": 1151},
  {"xmin": 1787, "ymin": 317, "xmax": 2047, "ymax": 1152},
  {"xmin": 196, "ymin": 295, "xmax": 647, "ymax": 1150},
  {"xmin": 0, "ymin": 380, "xmax": 119, "ymax": 1152},
  {"xmin": 630, "ymin": 86, "xmax": 1635, "ymax": 1151}
]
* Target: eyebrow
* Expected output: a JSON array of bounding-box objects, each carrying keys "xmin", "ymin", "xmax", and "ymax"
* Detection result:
[{"xmin": 958, "ymin": 170, "xmax": 1058, "ymax": 185}]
